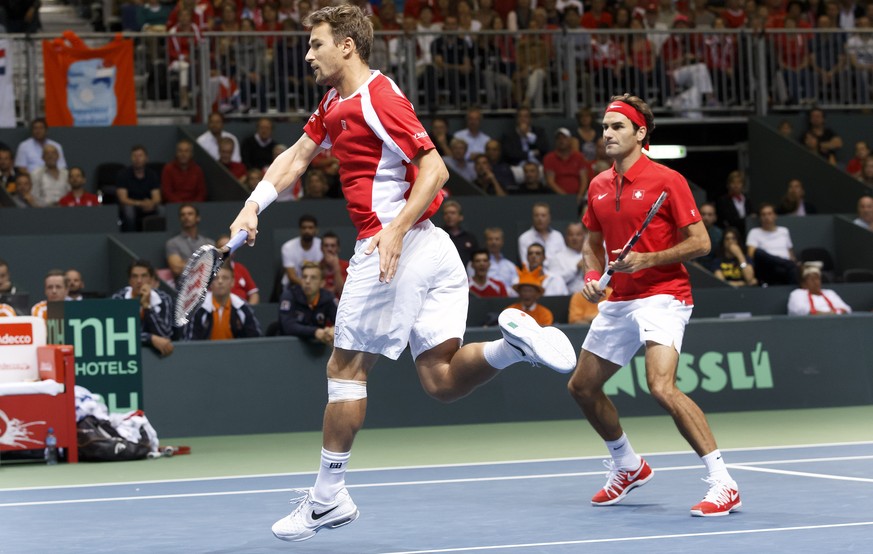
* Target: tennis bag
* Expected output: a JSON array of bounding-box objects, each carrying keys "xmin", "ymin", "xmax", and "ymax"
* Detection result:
[{"xmin": 77, "ymin": 415, "xmax": 151, "ymax": 462}]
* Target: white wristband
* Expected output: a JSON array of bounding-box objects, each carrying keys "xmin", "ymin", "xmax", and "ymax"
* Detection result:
[{"xmin": 246, "ymin": 180, "xmax": 278, "ymax": 215}]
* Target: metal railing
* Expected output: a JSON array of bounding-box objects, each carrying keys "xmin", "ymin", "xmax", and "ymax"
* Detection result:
[{"xmin": 4, "ymin": 28, "xmax": 873, "ymax": 124}]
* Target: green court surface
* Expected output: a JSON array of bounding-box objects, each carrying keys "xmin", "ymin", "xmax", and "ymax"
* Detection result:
[{"xmin": 2, "ymin": 406, "xmax": 871, "ymax": 489}]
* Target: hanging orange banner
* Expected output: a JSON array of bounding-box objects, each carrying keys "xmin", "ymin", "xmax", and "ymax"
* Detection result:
[{"xmin": 42, "ymin": 31, "xmax": 137, "ymax": 127}]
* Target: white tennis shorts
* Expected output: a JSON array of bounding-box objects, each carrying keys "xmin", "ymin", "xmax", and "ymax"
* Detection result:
[
  {"xmin": 582, "ymin": 294, "xmax": 693, "ymax": 367},
  {"xmin": 333, "ymin": 220, "xmax": 468, "ymax": 360}
]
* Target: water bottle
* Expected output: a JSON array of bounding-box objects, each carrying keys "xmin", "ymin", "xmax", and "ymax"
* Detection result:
[{"xmin": 45, "ymin": 428, "xmax": 58, "ymax": 466}]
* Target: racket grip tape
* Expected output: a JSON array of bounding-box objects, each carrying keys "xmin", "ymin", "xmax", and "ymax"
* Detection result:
[{"xmin": 226, "ymin": 230, "xmax": 249, "ymax": 253}]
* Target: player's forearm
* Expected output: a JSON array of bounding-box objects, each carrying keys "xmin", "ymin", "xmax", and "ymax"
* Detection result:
[
  {"xmin": 259, "ymin": 135, "xmax": 320, "ymax": 198},
  {"xmin": 582, "ymin": 239, "xmax": 606, "ymax": 274},
  {"xmin": 648, "ymin": 232, "xmax": 710, "ymax": 266},
  {"xmin": 262, "ymin": 148, "xmax": 309, "ymax": 194}
]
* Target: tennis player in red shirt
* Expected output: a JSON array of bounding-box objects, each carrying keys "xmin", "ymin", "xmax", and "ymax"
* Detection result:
[
  {"xmin": 229, "ymin": 4, "xmax": 576, "ymax": 542},
  {"xmin": 570, "ymin": 94, "xmax": 741, "ymax": 517}
]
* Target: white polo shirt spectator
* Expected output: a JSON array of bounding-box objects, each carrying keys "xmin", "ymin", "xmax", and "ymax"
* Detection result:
[{"xmin": 15, "ymin": 138, "xmax": 67, "ymax": 173}]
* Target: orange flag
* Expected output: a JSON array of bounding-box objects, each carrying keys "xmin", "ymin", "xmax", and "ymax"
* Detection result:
[{"xmin": 43, "ymin": 31, "xmax": 137, "ymax": 127}]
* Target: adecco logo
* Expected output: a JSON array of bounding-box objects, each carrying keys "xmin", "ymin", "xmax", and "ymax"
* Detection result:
[{"xmin": 0, "ymin": 323, "xmax": 34, "ymax": 346}]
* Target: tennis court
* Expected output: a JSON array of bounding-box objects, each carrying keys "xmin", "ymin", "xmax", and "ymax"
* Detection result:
[{"xmin": 2, "ymin": 407, "xmax": 872, "ymax": 553}]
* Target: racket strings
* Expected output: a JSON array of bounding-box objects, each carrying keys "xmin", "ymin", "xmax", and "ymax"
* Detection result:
[{"xmin": 175, "ymin": 250, "xmax": 219, "ymax": 324}]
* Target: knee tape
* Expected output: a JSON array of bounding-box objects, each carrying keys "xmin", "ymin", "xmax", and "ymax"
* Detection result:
[{"xmin": 327, "ymin": 378, "xmax": 367, "ymax": 403}]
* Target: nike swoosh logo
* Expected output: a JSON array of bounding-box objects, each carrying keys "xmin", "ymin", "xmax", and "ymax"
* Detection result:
[
  {"xmin": 729, "ymin": 491, "xmax": 738, "ymax": 501},
  {"xmin": 629, "ymin": 464, "xmax": 646, "ymax": 480},
  {"xmin": 505, "ymin": 339, "xmax": 526, "ymax": 357},
  {"xmin": 597, "ymin": 193, "xmax": 608, "ymax": 200},
  {"xmin": 312, "ymin": 506, "xmax": 338, "ymax": 520}
]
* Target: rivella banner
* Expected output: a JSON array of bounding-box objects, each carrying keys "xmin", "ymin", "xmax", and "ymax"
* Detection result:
[
  {"xmin": 47, "ymin": 299, "xmax": 143, "ymax": 412},
  {"xmin": 601, "ymin": 316, "xmax": 869, "ymax": 414}
]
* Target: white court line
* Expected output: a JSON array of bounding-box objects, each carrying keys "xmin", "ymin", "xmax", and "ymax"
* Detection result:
[
  {"xmin": 4, "ymin": 450, "xmax": 873, "ymax": 508},
  {"xmin": 378, "ymin": 521, "xmax": 873, "ymax": 554},
  {"xmin": 2, "ymin": 440, "xmax": 872, "ymax": 493},
  {"xmin": 730, "ymin": 464, "xmax": 873, "ymax": 483},
  {"xmin": 0, "ymin": 466, "xmax": 703, "ymax": 508}
]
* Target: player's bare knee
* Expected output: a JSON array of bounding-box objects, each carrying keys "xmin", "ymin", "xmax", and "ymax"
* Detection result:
[
  {"xmin": 567, "ymin": 375, "xmax": 586, "ymax": 400},
  {"xmin": 648, "ymin": 380, "xmax": 679, "ymax": 407},
  {"xmin": 422, "ymin": 380, "xmax": 462, "ymax": 403}
]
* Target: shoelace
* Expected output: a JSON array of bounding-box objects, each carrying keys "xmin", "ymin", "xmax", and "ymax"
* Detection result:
[
  {"xmin": 287, "ymin": 488, "xmax": 310, "ymax": 504},
  {"xmin": 700, "ymin": 477, "xmax": 735, "ymax": 506},
  {"xmin": 285, "ymin": 488, "xmax": 312, "ymax": 517},
  {"xmin": 601, "ymin": 459, "xmax": 629, "ymax": 497}
]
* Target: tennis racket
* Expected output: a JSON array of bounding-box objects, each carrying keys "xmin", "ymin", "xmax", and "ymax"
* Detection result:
[
  {"xmin": 598, "ymin": 190, "xmax": 668, "ymax": 290},
  {"xmin": 174, "ymin": 230, "xmax": 248, "ymax": 326}
]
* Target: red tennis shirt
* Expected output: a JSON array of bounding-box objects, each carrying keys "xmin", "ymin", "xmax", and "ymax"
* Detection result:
[
  {"xmin": 304, "ymin": 71, "xmax": 441, "ymax": 240},
  {"xmin": 583, "ymin": 155, "xmax": 701, "ymax": 303}
]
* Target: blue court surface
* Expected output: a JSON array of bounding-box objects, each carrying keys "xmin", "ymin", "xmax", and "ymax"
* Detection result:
[{"xmin": 2, "ymin": 442, "xmax": 872, "ymax": 553}]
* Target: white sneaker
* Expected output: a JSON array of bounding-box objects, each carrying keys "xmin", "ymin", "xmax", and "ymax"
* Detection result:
[
  {"xmin": 498, "ymin": 308, "xmax": 577, "ymax": 373},
  {"xmin": 271, "ymin": 488, "xmax": 359, "ymax": 542}
]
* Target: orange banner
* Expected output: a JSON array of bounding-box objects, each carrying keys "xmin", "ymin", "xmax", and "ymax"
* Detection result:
[{"xmin": 42, "ymin": 31, "xmax": 137, "ymax": 127}]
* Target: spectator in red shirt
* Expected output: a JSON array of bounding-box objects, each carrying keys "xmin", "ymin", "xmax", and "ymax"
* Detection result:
[
  {"xmin": 468, "ymin": 249, "xmax": 509, "ymax": 298},
  {"xmin": 703, "ymin": 17, "xmax": 737, "ymax": 105},
  {"xmin": 582, "ymin": 0, "xmax": 614, "ymax": 29},
  {"xmin": 258, "ymin": 2, "xmax": 283, "ymax": 48},
  {"xmin": 776, "ymin": 16, "xmax": 812, "ymax": 103},
  {"xmin": 167, "ymin": 0, "xmax": 213, "ymax": 31},
  {"xmin": 589, "ymin": 26, "xmax": 626, "ymax": 104},
  {"xmin": 319, "ymin": 231, "xmax": 349, "ymax": 300},
  {"xmin": 162, "ymin": 139, "xmax": 207, "ymax": 203},
  {"xmin": 722, "ymin": 0, "xmax": 748, "ymax": 28},
  {"xmin": 846, "ymin": 140, "xmax": 869, "ymax": 177},
  {"xmin": 168, "ymin": 7, "xmax": 199, "ymax": 109},
  {"xmin": 544, "ymin": 128, "xmax": 590, "ymax": 202},
  {"xmin": 219, "ymin": 137, "xmax": 248, "ymax": 181},
  {"xmin": 58, "ymin": 167, "xmax": 100, "ymax": 207}
]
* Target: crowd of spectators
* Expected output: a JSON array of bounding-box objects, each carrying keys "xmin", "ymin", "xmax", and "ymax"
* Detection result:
[
  {"xmin": 65, "ymin": 0, "xmax": 873, "ymax": 116},
  {"xmin": 2, "ymin": 22, "xmax": 873, "ymax": 342}
]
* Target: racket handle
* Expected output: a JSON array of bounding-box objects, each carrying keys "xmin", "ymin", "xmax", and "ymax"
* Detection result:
[
  {"xmin": 598, "ymin": 270, "xmax": 613, "ymax": 290},
  {"xmin": 226, "ymin": 230, "xmax": 249, "ymax": 253}
]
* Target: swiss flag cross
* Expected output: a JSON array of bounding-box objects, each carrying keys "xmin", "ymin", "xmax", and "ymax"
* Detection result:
[{"xmin": 633, "ymin": 190, "xmax": 644, "ymax": 200}]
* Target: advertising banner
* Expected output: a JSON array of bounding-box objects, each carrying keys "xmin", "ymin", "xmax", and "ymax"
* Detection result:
[
  {"xmin": 47, "ymin": 299, "xmax": 143, "ymax": 412},
  {"xmin": 0, "ymin": 316, "xmax": 46, "ymax": 383}
]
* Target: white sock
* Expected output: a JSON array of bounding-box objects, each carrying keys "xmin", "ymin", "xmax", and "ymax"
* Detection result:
[
  {"xmin": 606, "ymin": 433, "xmax": 641, "ymax": 470},
  {"xmin": 483, "ymin": 339, "xmax": 521, "ymax": 369},
  {"xmin": 312, "ymin": 448, "xmax": 350, "ymax": 503},
  {"xmin": 702, "ymin": 449, "xmax": 734, "ymax": 484}
]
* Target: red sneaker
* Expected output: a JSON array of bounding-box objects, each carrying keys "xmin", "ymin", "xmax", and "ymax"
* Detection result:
[
  {"xmin": 591, "ymin": 458, "xmax": 654, "ymax": 506},
  {"xmin": 690, "ymin": 478, "xmax": 741, "ymax": 517}
]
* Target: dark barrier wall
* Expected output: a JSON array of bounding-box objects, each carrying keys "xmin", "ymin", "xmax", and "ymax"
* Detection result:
[
  {"xmin": 748, "ymin": 117, "xmax": 870, "ymax": 214},
  {"xmin": 835, "ymin": 217, "xmax": 873, "ymax": 273},
  {"xmin": 0, "ymin": 205, "xmax": 120, "ymax": 235},
  {"xmin": 141, "ymin": 315, "xmax": 873, "ymax": 437}
]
